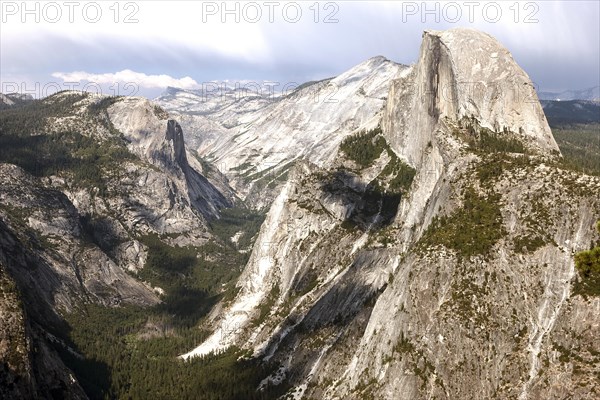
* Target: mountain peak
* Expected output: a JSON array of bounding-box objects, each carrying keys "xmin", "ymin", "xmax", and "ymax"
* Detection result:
[
  {"xmin": 384, "ymin": 28, "xmax": 559, "ymax": 169},
  {"xmin": 366, "ymin": 55, "xmax": 391, "ymax": 64}
]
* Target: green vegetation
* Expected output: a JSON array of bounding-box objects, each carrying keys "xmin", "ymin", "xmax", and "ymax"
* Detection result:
[
  {"xmin": 335, "ymin": 127, "xmax": 415, "ymax": 232},
  {"xmin": 0, "ymin": 91, "xmax": 87, "ymax": 135},
  {"xmin": 512, "ymin": 235, "xmax": 547, "ymax": 254},
  {"xmin": 475, "ymin": 129, "xmax": 526, "ymax": 153},
  {"xmin": 0, "ymin": 266, "xmax": 28, "ymax": 376},
  {"xmin": 254, "ymin": 284, "xmax": 280, "ymax": 327},
  {"xmin": 552, "ymin": 123, "xmax": 600, "ymax": 176},
  {"xmin": 391, "ymin": 332, "xmax": 415, "ymax": 355},
  {"xmin": 135, "ymin": 219, "xmax": 263, "ymax": 328},
  {"xmin": 88, "ymin": 95, "xmax": 121, "ymax": 114},
  {"xmin": 377, "ymin": 148, "xmax": 416, "ymax": 194},
  {"xmin": 153, "ymin": 104, "xmax": 169, "ymax": 119},
  {"xmin": 0, "ymin": 131, "xmax": 135, "ymax": 195},
  {"xmin": 472, "ymin": 152, "xmax": 533, "ymax": 185},
  {"xmin": 59, "ymin": 206, "xmax": 273, "ymax": 399},
  {"xmin": 210, "ymin": 207, "xmax": 265, "ymax": 249},
  {"xmin": 455, "ymin": 116, "xmax": 526, "ymax": 154},
  {"xmin": 340, "ymin": 127, "xmax": 387, "ymax": 167},
  {"xmin": 448, "ymin": 276, "xmax": 491, "ymax": 325},
  {"xmin": 573, "ymin": 220, "xmax": 600, "ymax": 297},
  {"xmin": 59, "ymin": 304, "xmax": 286, "ymax": 400},
  {"xmin": 419, "ymin": 187, "xmax": 505, "ymax": 259},
  {"xmin": 471, "ymin": 154, "xmax": 554, "ymax": 254},
  {"xmin": 0, "ymin": 93, "xmax": 135, "ymax": 195},
  {"xmin": 137, "ymin": 234, "xmax": 198, "ymax": 288}
]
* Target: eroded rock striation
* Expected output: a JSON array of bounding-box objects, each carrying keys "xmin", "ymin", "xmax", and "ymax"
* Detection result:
[{"xmin": 182, "ymin": 28, "xmax": 599, "ymax": 399}]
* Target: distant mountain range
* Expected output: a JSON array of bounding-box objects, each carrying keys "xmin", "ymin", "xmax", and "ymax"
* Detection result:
[
  {"xmin": 0, "ymin": 93, "xmax": 34, "ymax": 109},
  {"xmin": 538, "ymin": 86, "xmax": 600, "ymax": 101},
  {"xmin": 541, "ymin": 99, "xmax": 600, "ymax": 126}
]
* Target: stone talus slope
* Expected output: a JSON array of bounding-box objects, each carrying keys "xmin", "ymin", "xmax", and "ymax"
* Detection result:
[{"xmin": 182, "ymin": 28, "xmax": 599, "ymax": 399}]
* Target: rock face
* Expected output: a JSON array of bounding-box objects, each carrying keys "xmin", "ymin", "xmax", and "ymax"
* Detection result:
[
  {"xmin": 108, "ymin": 97, "xmax": 234, "ymax": 221},
  {"xmin": 181, "ymin": 28, "xmax": 600, "ymax": 399},
  {"xmin": 0, "ymin": 91, "xmax": 238, "ymax": 398},
  {"xmin": 156, "ymin": 56, "xmax": 409, "ymax": 209},
  {"xmin": 0, "ymin": 93, "xmax": 34, "ymax": 109},
  {"xmin": 383, "ymin": 28, "xmax": 559, "ymax": 171},
  {"xmin": 0, "ymin": 163, "xmax": 159, "ymax": 311},
  {"xmin": 0, "ymin": 261, "xmax": 35, "ymax": 399},
  {"xmin": 0, "ymin": 260, "xmax": 87, "ymax": 400}
]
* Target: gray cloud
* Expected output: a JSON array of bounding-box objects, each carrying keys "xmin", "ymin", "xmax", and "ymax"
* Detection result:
[{"xmin": 1, "ymin": 1, "xmax": 598, "ymax": 98}]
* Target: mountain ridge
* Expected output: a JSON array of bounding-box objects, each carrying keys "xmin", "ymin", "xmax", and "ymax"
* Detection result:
[
  {"xmin": 177, "ymin": 27, "xmax": 599, "ymax": 399},
  {"xmin": 0, "ymin": 28, "xmax": 598, "ymax": 400}
]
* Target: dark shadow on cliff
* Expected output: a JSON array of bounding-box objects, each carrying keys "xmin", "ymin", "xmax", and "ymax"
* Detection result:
[
  {"xmin": 0, "ymin": 218, "xmax": 109, "ymax": 399},
  {"xmin": 79, "ymin": 214, "xmax": 123, "ymax": 259},
  {"xmin": 320, "ymin": 169, "xmax": 401, "ymax": 232},
  {"xmin": 256, "ymin": 250, "xmax": 388, "ymax": 391}
]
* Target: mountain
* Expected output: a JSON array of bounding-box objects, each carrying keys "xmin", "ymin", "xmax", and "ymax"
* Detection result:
[
  {"xmin": 538, "ymin": 86, "xmax": 600, "ymax": 101},
  {"xmin": 179, "ymin": 28, "xmax": 600, "ymax": 399},
  {"xmin": 0, "ymin": 93, "xmax": 34, "ymax": 110},
  {"xmin": 0, "ymin": 92, "xmax": 245, "ymax": 398},
  {"xmin": 541, "ymin": 99, "xmax": 600, "ymax": 125},
  {"xmin": 1, "ymin": 28, "xmax": 599, "ymax": 400},
  {"xmin": 156, "ymin": 56, "xmax": 408, "ymax": 209}
]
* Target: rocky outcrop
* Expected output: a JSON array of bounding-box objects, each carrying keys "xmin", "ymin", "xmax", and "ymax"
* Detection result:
[
  {"xmin": 383, "ymin": 28, "xmax": 559, "ymax": 172},
  {"xmin": 157, "ymin": 57, "xmax": 410, "ymax": 209},
  {"xmin": 0, "ymin": 164, "xmax": 159, "ymax": 313},
  {"xmin": 165, "ymin": 120, "xmax": 188, "ymax": 171},
  {"xmin": 180, "ymin": 28, "xmax": 600, "ymax": 399},
  {"xmin": 0, "ymin": 228, "xmax": 88, "ymax": 400},
  {"xmin": 0, "ymin": 261, "xmax": 34, "ymax": 399},
  {"xmin": 108, "ymin": 98, "xmax": 234, "ymax": 220}
]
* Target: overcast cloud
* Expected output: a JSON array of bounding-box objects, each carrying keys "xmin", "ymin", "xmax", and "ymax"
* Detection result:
[{"xmin": 1, "ymin": 1, "xmax": 598, "ymax": 98}]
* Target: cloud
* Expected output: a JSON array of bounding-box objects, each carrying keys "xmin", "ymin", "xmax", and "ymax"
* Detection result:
[
  {"xmin": 51, "ymin": 69, "xmax": 200, "ymax": 89},
  {"xmin": 2, "ymin": 2, "xmax": 597, "ymax": 95}
]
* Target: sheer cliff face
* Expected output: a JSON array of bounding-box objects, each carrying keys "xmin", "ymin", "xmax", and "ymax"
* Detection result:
[
  {"xmin": 181, "ymin": 29, "xmax": 599, "ymax": 399},
  {"xmin": 108, "ymin": 98, "xmax": 234, "ymax": 221},
  {"xmin": 165, "ymin": 120, "xmax": 188, "ymax": 171},
  {"xmin": 384, "ymin": 29, "xmax": 559, "ymax": 171}
]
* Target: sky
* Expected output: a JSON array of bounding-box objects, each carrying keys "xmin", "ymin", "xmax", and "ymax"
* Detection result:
[{"xmin": 1, "ymin": 0, "xmax": 599, "ymax": 98}]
